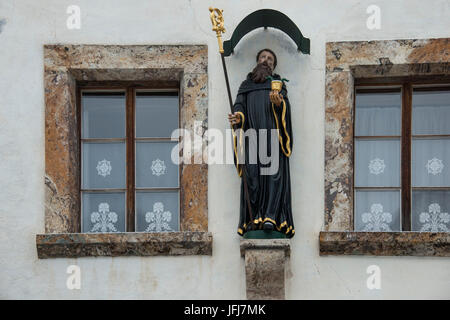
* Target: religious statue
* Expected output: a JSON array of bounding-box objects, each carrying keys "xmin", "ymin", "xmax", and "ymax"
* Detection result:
[{"xmin": 228, "ymin": 48, "xmax": 295, "ymax": 238}]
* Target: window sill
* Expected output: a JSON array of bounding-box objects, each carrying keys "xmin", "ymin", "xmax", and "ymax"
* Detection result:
[
  {"xmin": 36, "ymin": 232, "xmax": 212, "ymax": 259},
  {"xmin": 319, "ymin": 232, "xmax": 450, "ymax": 257}
]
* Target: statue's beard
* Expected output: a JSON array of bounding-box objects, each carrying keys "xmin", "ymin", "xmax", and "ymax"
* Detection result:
[{"xmin": 250, "ymin": 62, "xmax": 272, "ymax": 83}]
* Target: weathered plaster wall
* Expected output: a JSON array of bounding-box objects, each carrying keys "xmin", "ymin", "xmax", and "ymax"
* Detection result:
[{"xmin": 0, "ymin": 0, "xmax": 449, "ymax": 299}]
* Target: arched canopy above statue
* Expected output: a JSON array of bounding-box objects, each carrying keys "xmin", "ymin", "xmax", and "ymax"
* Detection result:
[{"xmin": 223, "ymin": 9, "xmax": 310, "ymax": 56}]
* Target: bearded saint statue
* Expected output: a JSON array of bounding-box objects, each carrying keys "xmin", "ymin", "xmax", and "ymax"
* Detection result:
[{"xmin": 228, "ymin": 48, "xmax": 295, "ymax": 238}]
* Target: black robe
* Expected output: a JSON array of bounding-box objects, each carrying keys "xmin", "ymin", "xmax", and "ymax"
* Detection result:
[{"xmin": 232, "ymin": 73, "xmax": 295, "ymax": 238}]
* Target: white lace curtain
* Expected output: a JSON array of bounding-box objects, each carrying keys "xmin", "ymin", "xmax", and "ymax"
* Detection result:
[
  {"xmin": 354, "ymin": 91, "xmax": 450, "ymax": 232},
  {"xmin": 355, "ymin": 92, "xmax": 401, "ymax": 231},
  {"xmin": 81, "ymin": 93, "xmax": 180, "ymax": 233},
  {"xmin": 411, "ymin": 91, "xmax": 450, "ymax": 232}
]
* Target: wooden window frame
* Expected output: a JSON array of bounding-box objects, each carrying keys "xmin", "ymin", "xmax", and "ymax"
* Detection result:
[
  {"xmin": 76, "ymin": 81, "xmax": 181, "ymax": 233},
  {"xmin": 354, "ymin": 80, "xmax": 450, "ymax": 231}
]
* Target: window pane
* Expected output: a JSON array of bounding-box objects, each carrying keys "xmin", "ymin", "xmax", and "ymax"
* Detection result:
[
  {"xmin": 136, "ymin": 142, "xmax": 179, "ymax": 188},
  {"xmin": 135, "ymin": 191, "xmax": 179, "ymax": 232},
  {"xmin": 82, "ymin": 142, "xmax": 126, "ymax": 189},
  {"xmin": 412, "ymin": 138, "xmax": 450, "ymax": 187},
  {"xmin": 355, "ymin": 190, "xmax": 401, "ymax": 231},
  {"xmin": 82, "ymin": 93, "xmax": 126, "ymax": 138},
  {"xmin": 412, "ymin": 90, "xmax": 450, "ymax": 135},
  {"xmin": 355, "ymin": 92, "xmax": 401, "ymax": 136},
  {"xmin": 412, "ymin": 190, "xmax": 450, "ymax": 232},
  {"xmin": 135, "ymin": 93, "xmax": 179, "ymax": 138},
  {"xmin": 355, "ymin": 139, "xmax": 400, "ymax": 187},
  {"xmin": 82, "ymin": 192, "xmax": 125, "ymax": 233}
]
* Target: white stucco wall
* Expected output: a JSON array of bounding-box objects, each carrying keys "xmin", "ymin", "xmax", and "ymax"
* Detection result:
[{"xmin": 0, "ymin": 0, "xmax": 449, "ymax": 299}]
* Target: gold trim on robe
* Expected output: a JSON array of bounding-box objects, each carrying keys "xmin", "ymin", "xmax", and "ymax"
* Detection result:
[
  {"xmin": 237, "ymin": 217, "xmax": 295, "ymax": 236},
  {"xmin": 232, "ymin": 111, "xmax": 245, "ymax": 177},
  {"xmin": 271, "ymin": 99, "xmax": 292, "ymax": 157}
]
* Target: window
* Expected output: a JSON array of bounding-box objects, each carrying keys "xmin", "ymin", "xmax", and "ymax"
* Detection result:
[
  {"xmin": 354, "ymin": 84, "xmax": 450, "ymax": 232},
  {"xmin": 321, "ymin": 38, "xmax": 450, "ymax": 256},
  {"xmin": 38, "ymin": 44, "xmax": 211, "ymax": 258},
  {"xmin": 79, "ymin": 88, "xmax": 180, "ymax": 233}
]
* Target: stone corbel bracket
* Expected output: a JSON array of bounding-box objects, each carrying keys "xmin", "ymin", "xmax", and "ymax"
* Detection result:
[{"xmin": 240, "ymin": 239, "xmax": 291, "ymax": 300}]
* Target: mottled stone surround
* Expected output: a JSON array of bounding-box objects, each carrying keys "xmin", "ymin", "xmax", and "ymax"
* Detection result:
[
  {"xmin": 39, "ymin": 45, "xmax": 210, "ymax": 258},
  {"xmin": 322, "ymin": 38, "xmax": 450, "ymax": 256},
  {"xmin": 320, "ymin": 232, "xmax": 450, "ymax": 257},
  {"xmin": 37, "ymin": 232, "xmax": 212, "ymax": 259}
]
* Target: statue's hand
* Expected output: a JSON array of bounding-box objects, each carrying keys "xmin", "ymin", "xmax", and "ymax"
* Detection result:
[
  {"xmin": 228, "ymin": 112, "xmax": 241, "ymax": 125},
  {"xmin": 270, "ymin": 90, "xmax": 283, "ymax": 106}
]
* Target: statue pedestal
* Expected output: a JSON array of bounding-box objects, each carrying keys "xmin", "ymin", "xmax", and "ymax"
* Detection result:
[{"xmin": 240, "ymin": 238, "xmax": 290, "ymax": 300}]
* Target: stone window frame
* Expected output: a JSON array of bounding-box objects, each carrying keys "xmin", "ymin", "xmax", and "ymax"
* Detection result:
[
  {"xmin": 320, "ymin": 38, "xmax": 450, "ymax": 257},
  {"xmin": 36, "ymin": 45, "xmax": 212, "ymax": 258}
]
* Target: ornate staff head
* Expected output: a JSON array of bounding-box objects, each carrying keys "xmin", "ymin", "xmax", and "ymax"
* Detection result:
[{"xmin": 209, "ymin": 7, "xmax": 226, "ymax": 53}]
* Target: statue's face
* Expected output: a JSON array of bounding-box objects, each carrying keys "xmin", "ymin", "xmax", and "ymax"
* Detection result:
[{"xmin": 257, "ymin": 51, "xmax": 275, "ymax": 72}]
